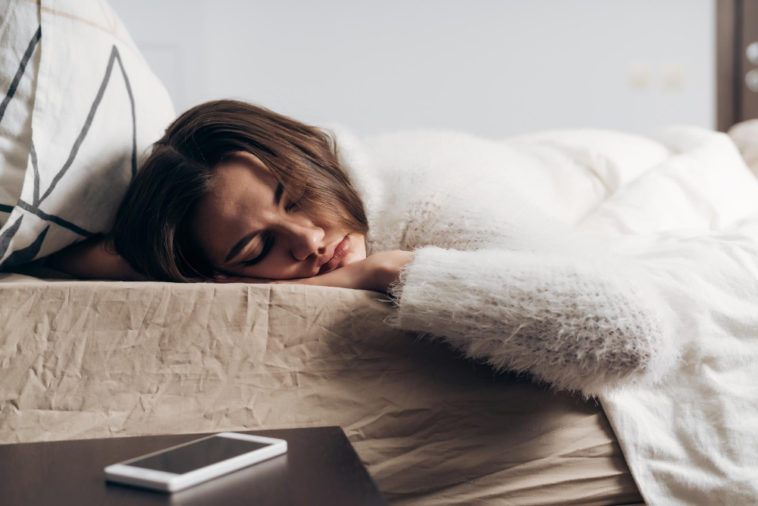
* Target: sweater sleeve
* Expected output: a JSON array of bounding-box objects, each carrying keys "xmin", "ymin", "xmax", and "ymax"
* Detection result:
[{"xmin": 387, "ymin": 246, "xmax": 675, "ymax": 395}]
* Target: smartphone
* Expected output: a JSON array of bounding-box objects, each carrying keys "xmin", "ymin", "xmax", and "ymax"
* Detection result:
[{"xmin": 104, "ymin": 432, "xmax": 288, "ymax": 492}]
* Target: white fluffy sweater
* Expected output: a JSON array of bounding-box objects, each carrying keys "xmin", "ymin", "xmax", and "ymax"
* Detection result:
[{"xmin": 335, "ymin": 128, "xmax": 672, "ymax": 395}]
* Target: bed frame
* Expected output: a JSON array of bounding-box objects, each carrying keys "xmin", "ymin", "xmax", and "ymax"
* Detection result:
[{"xmin": 717, "ymin": 0, "xmax": 758, "ymax": 130}]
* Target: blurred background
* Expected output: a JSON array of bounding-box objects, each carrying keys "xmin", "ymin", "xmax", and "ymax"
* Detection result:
[{"xmin": 110, "ymin": 0, "xmax": 715, "ymax": 137}]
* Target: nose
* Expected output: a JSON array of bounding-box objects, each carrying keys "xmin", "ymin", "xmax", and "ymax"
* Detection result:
[{"xmin": 283, "ymin": 220, "xmax": 326, "ymax": 261}]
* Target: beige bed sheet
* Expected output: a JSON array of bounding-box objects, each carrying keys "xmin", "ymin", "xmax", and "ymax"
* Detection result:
[{"xmin": 0, "ymin": 273, "xmax": 641, "ymax": 505}]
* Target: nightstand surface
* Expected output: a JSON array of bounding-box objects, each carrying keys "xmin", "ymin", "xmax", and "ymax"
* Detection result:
[{"xmin": 0, "ymin": 426, "xmax": 387, "ymax": 506}]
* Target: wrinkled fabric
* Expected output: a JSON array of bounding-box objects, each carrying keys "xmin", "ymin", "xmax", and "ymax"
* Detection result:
[{"xmin": 0, "ymin": 275, "xmax": 638, "ymax": 504}]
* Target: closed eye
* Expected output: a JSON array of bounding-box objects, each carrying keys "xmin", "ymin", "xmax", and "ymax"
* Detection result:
[
  {"xmin": 243, "ymin": 232, "xmax": 275, "ymax": 266},
  {"xmin": 274, "ymin": 183, "xmax": 284, "ymax": 205}
]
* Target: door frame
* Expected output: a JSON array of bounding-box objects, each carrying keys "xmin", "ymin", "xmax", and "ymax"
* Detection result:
[{"xmin": 717, "ymin": 0, "xmax": 758, "ymax": 130}]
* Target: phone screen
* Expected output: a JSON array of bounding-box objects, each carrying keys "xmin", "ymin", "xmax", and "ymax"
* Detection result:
[{"xmin": 129, "ymin": 436, "xmax": 271, "ymax": 474}]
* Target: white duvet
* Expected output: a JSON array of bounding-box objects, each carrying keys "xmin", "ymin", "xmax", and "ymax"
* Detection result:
[
  {"xmin": 343, "ymin": 123, "xmax": 758, "ymax": 503},
  {"xmin": 536, "ymin": 127, "xmax": 758, "ymax": 504}
]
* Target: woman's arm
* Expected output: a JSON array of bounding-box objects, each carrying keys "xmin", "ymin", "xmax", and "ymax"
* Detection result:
[
  {"xmin": 46, "ymin": 236, "xmax": 146, "ymax": 280},
  {"xmin": 385, "ymin": 246, "xmax": 674, "ymax": 396}
]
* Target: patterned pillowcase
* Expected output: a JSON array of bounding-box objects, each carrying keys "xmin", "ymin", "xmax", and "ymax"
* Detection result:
[{"xmin": 0, "ymin": 0, "xmax": 175, "ymax": 269}]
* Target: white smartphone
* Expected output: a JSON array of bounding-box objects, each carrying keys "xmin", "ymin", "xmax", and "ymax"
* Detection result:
[{"xmin": 104, "ymin": 432, "xmax": 288, "ymax": 492}]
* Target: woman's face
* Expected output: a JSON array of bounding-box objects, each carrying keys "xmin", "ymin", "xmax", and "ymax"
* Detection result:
[{"xmin": 192, "ymin": 152, "xmax": 367, "ymax": 280}]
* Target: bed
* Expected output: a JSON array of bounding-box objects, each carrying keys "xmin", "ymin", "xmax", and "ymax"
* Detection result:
[
  {"xmin": 0, "ymin": 274, "xmax": 642, "ymax": 505},
  {"xmin": 4, "ymin": 122, "xmax": 758, "ymax": 505},
  {"xmin": 0, "ymin": 2, "xmax": 647, "ymax": 504}
]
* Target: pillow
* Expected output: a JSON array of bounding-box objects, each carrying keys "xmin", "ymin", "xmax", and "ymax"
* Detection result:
[
  {"xmin": 0, "ymin": 0, "xmax": 175, "ymax": 269},
  {"xmin": 728, "ymin": 119, "xmax": 758, "ymax": 177}
]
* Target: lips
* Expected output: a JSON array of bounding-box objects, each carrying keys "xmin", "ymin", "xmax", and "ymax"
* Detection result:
[{"xmin": 318, "ymin": 235, "xmax": 351, "ymax": 275}]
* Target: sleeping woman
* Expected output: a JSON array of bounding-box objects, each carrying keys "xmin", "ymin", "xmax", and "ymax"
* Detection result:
[{"xmin": 50, "ymin": 99, "xmax": 672, "ymax": 395}]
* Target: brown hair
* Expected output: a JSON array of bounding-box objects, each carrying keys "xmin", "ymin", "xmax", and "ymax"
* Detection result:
[{"xmin": 112, "ymin": 99, "xmax": 368, "ymax": 281}]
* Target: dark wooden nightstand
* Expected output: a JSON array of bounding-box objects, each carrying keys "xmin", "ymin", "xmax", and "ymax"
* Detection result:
[{"xmin": 0, "ymin": 426, "xmax": 386, "ymax": 506}]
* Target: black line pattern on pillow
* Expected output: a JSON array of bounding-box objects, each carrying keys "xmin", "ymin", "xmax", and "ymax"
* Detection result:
[
  {"xmin": 0, "ymin": 216, "xmax": 23, "ymax": 259},
  {"xmin": 38, "ymin": 44, "xmax": 137, "ymax": 204},
  {"xmin": 0, "ymin": 26, "xmax": 41, "ymax": 125},
  {"xmin": 16, "ymin": 199, "xmax": 92, "ymax": 237},
  {"xmin": 0, "ymin": 43, "xmax": 137, "ymax": 269},
  {"xmin": 0, "ymin": 26, "xmax": 41, "ymax": 214},
  {"xmin": 30, "ymin": 141, "xmax": 40, "ymax": 206},
  {"xmin": 0, "ymin": 225, "xmax": 49, "ymax": 270}
]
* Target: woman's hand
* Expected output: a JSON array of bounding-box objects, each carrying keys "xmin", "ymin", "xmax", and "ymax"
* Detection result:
[
  {"xmin": 321, "ymin": 250, "xmax": 413, "ymax": 292},
  {"xmin": 215, "ymin": 250, "xmax": 414, "ymax": 292}
]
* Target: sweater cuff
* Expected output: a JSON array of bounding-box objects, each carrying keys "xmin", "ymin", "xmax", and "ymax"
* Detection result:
[{"xmin": 385, "ymin": 245, "xmax": 676, "ymax": 395}]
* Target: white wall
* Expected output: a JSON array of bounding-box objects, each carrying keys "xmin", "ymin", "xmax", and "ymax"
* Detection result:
[{"xmin": 110, "ymin": 0, "xmax": 715, "ymax": 138}]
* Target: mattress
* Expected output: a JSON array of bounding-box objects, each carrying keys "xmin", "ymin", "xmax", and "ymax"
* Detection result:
[{"xmin": 0, "ymin": 273, "xmax": 641, "ymax": 505}]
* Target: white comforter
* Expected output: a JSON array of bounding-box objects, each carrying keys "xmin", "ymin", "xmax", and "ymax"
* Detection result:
[
  {"xmin": 345, "ymin": 123, "xmax": 758, "ymax": 503},
  {"xmin": 553, "ymin": 127, "xmax": 758, "ymax": 504}
]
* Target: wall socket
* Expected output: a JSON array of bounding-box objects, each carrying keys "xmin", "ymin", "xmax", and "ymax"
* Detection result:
[
  {"xmin": 627, "ymin": 62, "xmax": 653, "ymax": 90},
  {"xmin": 627, "ymin": 62, "xmax": 686, "ymax": 91}
]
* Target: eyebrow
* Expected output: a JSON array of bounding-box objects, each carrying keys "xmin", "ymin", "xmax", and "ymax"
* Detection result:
[{"xmin": 223, "ymin": 182, "xmax": 284, "ymax": 263}]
